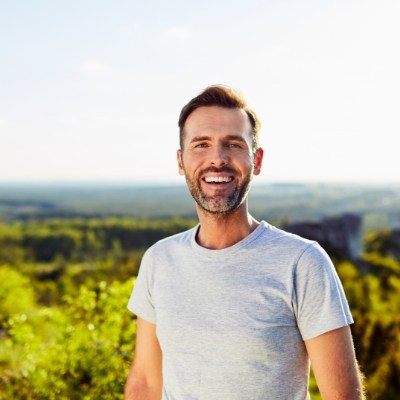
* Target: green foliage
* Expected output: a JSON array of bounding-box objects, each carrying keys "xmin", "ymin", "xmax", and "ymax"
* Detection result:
[
  {"xmin": 309, "ymin": 371, "xmax": 322, "ymax": 400},
  {"xmin": 0, "ymin": 279, "xmax": 136, "ymax": 400},
  {"xmin": 0, "ymin": 217, "xmax": 196, "ymax": 263},
  {"xmin": 0, "ymin": 217, "xmax": 399, "ymax": 398},
  {"xmin": 364, "ymin": 228, "xmax": 400, "ymax": 257},
  {"xmin": 0, "ymin": 265, "xmax": 36, "ymax": 325},
  {"xmin": 336, "ymin": 258, "xmax": 400, "ymax": 400}
]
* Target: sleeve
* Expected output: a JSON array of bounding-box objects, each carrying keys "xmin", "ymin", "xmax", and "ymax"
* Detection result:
[
  {"xmin": 127, "ymin": 247, "xmax": 157, "ymax": 324},
  {"xmin": 292, "ymin": 242, "xmax": 354, "ymax": 341}
]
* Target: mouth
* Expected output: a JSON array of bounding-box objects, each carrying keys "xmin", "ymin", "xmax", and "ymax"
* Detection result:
[{"xmin": 201, "ymin": 175, "xmax": 235, "ymax": 189}]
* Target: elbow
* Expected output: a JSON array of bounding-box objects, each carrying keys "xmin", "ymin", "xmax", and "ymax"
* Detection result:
[
  {"xmin": 124, "ymin": 364, "xmax": 162, "ymax": 400},
  {"xmin": 321, "ymin": 384, "xmax": 366, "ymax": 400},
  {"xmin": 321, "ymin": 364, "xmax": 367, "ymax": 400},
  {"xmin": 124, "ymin": 382, "xmax": 161, "ymax": 400},
  {"xmin": 343, "ymin": 387, "xmax": 366, "ymax": 400}
]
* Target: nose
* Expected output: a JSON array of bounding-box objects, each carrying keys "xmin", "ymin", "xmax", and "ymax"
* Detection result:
[{"xmin": 209, "ymin": 144, "xmax": 229, "ymax": 167}]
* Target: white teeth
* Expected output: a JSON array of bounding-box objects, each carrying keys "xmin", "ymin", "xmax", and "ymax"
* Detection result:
[{"xmin": 204, "ymin": 176, "xmax": 233, "ymax": 183}]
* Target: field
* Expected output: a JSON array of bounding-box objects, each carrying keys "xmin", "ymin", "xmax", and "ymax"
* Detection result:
[{"xmin": 0, "ymin": 182, "xmax": 399, "ymax": 399}]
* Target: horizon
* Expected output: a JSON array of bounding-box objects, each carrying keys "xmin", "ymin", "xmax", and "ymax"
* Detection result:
[{"xmin": 0, "ymin": 179, "xmax": 399, "ymax": 188}]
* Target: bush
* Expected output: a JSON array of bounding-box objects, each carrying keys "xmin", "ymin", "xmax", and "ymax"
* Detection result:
[{"xmin": 0, "ymin": 279, "xmax": 136, "ymax": 400}]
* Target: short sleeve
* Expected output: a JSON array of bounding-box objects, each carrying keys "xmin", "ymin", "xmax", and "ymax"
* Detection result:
[
  {"xmin": 292, "ymin": 242, "xmax": 354, "ymax": 340},
  {"xmin": 127, "ymin": 247, "xmax": 157, "ymax": 324}
]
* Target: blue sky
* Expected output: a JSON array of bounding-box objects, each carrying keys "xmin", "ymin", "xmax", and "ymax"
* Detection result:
[{"xmin": 1, "ymin": 0, "xmax": 399, "ymax": 183}]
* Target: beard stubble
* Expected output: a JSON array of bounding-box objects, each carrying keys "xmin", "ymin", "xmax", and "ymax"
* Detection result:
[{"xmin": 184, "ymin": 166, "xmax": 253, "ymax": 215}]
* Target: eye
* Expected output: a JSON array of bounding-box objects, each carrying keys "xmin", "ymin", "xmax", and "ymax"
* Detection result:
[
  {"xmin": 227, "ymin": 143, "xmax": 241, "ymax": 148},
  {"xmin": 194, "ymin": 143, "xmax": 209, "ymax": 148}
]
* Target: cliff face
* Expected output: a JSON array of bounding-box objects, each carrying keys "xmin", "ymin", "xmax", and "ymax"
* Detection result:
[{"xmin": 283, "ymin": 213, "xmax": 363, "ymax": 261}]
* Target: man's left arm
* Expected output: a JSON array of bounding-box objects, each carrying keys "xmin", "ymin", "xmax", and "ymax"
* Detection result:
[{"xmin": 304, "ymin": 325, "xmax": 366, "ymax": 400}]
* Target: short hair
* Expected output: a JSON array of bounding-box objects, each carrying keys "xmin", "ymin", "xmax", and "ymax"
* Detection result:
[{"xmin": 178, "ymin": 84, "xmax": 261, "ymax": 153}]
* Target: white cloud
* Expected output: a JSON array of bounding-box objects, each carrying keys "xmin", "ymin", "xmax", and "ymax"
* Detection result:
[
  {"xmin": 164, "ymin": 27, "xmax": 190, "ymax": 42},
  {"xmin": 82, "ymin": 60, "xmax": 111, "ymax": 74}
]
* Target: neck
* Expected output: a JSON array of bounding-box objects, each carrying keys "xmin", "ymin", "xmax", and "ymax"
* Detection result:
[{"xmin": 195, "ymin": 202, "xmax": 260, "ymax": 249}]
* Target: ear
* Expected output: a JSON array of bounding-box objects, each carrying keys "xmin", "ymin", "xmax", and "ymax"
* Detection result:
[
  {"xmin": 253, "ymin": 147, "xmax": 264, "ymax": 176},
  {"xmin": 177, "ymin": 149, "xmax": 185, "ymax": 175}
]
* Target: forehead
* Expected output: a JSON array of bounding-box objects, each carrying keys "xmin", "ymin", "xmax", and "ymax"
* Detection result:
[{"xmin": 183, "ymin": 105, "xmax": 252, "ymax": 142}]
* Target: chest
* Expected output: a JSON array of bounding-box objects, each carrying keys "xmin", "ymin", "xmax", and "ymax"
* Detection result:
[{"xmin": 153, "ymin": 258, "xmax": 299, "ymax": 359}]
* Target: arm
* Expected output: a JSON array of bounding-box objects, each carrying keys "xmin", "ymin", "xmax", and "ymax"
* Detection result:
[
  {"xmin": 304, "ymin": 326, "xmax": 366, "ymax": 400},
  {"xmin": 124, "ymin": 317, "xmax": 163, "ymax": 400}
]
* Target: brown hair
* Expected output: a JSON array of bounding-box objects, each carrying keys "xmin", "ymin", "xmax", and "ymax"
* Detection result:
[{"xmin": 178, "ymin": 84, "xmax": 261, "ymax": 153}]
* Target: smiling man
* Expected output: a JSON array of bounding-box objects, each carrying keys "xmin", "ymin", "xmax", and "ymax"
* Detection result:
[{"xmin": 124, "ymin": 85, "xmax": 366, "ymax": 400}]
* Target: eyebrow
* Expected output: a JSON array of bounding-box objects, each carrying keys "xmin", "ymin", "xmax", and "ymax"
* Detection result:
[
  {"xmin": 189, "ymin": 134, "xmax": 248, "ymax": 144},
  {"xmin": 224, "ymin": 135, "xmax": 248, "ymax": 143},
  {"xmin": 190, "ymin": 136, "xmax": 212, "ymax": 143}
]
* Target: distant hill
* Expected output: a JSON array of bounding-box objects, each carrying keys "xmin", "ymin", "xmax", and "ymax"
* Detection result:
[{"xmin": 0, "ymin": 182, "xmax": 399, "ymax": 232}]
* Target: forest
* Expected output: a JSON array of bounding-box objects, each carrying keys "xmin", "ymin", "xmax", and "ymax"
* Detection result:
[{"xmin": 0, "ymin": 216, "xmax": 399, "ymax": 399}]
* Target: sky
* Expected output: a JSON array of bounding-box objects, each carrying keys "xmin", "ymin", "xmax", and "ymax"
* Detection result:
[{"xmin": 1, "ymin": 0, "xmax": 399, "ymax": 184}]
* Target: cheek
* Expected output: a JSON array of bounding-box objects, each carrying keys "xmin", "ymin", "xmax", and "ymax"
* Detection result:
[
  {"xmin": 182, "ymin": 154, "xmax": 204, "ymax": 170},
  {"xmin": 235, "ymin": 155, "xmax": 254, "ymax": 170}
]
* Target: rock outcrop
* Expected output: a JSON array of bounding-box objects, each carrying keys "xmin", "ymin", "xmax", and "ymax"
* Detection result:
[{"xmin": 283, "ymin": 213, "xmax": 363, "ymax": 260}]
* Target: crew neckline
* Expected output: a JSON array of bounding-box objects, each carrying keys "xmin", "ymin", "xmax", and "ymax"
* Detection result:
[{"xmin": 190, "ymin": 220, "xmax": 270, "ymax": 258}]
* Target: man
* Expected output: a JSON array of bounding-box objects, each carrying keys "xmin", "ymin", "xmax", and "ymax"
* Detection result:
[{"xmin": 124, "ymin": 85, "xmax": 366, "ymax": 400}]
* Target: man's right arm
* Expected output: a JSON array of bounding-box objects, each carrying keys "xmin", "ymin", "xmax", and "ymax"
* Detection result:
[{"xmin": 124, "ymin": 317, "xmax": 163, "ymax": 400}]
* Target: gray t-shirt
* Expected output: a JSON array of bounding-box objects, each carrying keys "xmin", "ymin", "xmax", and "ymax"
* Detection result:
[{"xmin": 127, "ymin": 220, "xmax": 354, "ymax": 400}]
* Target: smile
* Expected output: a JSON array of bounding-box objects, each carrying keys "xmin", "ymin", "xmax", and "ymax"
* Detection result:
[
  {"xmin": 201, "ymin": 175, "xmax": 234, "ymax": 186},
  {"xmin": 202, "ymin": 176, "xmax": 234, "ymax": 183}
]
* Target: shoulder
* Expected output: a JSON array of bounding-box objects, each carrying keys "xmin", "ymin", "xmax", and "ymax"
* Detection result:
[
  {"xmin": 263, "ymin": 221, "xmax": 318, "ymax": 256},
  {"xmin": 292, "ymin": 238, "xmax": 336, "ymax": 279}
]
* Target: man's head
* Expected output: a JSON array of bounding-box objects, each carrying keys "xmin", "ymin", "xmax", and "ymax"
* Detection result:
[
  {"xmin": 178, "ymin": 85, "xmax": 261, "ymax": 155},
  {"xmin": 177, "ymin": 85, "xmax": 263, "ymax": 216}
]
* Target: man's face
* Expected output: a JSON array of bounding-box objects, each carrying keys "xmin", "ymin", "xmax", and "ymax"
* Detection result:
[{"xmin": 177, "ymin": 105, "xmax": 263, "ymax": 215}]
